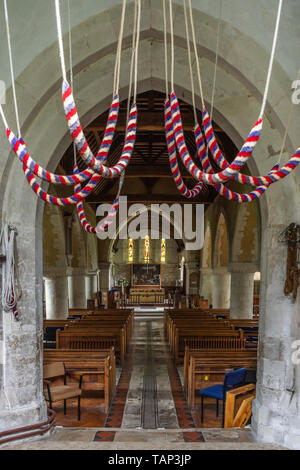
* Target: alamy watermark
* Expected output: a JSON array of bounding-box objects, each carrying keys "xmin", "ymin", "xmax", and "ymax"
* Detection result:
[
  {"xmin": 291, "ymin": 79, "xmax": 300, "ymax": 104},
  {"xmin": 95, "ymin": 196, "xmax": 204, "ymax": 251},
  {"xmin": 291, "ymin": 340, "xmax": 300, "ymax": 365},
  {"xmin": 0, "ymin": 80, "xmax": 6, "ymax": 104}
]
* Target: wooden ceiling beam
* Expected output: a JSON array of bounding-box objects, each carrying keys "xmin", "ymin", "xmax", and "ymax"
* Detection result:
[
  {"xmin": 86, "ymin": 112, "xmax": 223, "ymax": 133},
  {"xmin": 87, "ymin": 194, "xmax": 213, "ymax": 204},
  {"xmin": 124, "ymin": 165, "xmax": 194, "ymax": 178}
]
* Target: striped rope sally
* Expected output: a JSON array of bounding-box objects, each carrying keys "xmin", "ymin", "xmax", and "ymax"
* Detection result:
[
  {"xmin": 165, "ymin": 99, "xmax": 204, "ymax": 198},
  {"xmin": 73, "ymin": 0, "xmax": 141, "ymax": 231}
]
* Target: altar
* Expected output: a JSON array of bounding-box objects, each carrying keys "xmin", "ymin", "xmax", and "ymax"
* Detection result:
[
  {"xmin": 129, "ymin": 287, "xmax": 165, "ymax": 304},
  {"xmin": 129, "ymin": 264, "xmax": 165, "ymax": 304}
]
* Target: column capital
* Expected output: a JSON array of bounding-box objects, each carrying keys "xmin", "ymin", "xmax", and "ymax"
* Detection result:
[
  {"xmin": 99, "ymin": 262, "xmax": 110, "ymax": 270},
  {"xmin": 85, "ymin": 269, "xmax": 97, "ymax": 277},
  {"xmin": 227, "ymin": 262, "xmax": 258, "ymax": 274},
  {"xmin": 185, "ymin": 262, "xmax": 200, "ymax": 271},
  {"xmin": 200, "ymin": 267, "xmax": 213, "ymax": 274},
  {"xmin": 66, "ymin": 267, "xmax": 87, "ymax": 276},
  {"xmin": 43, "ymin": 267, "xmax": 67, "ymax": 279},
  {"xmin": 212, "ymin": 266, "xmax": 230, "ymax": 276}
]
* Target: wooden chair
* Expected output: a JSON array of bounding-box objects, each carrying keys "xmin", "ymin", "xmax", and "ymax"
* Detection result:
[{"xmin": 43, "ymin": 362, "xmax": 82, "ymax": 421}]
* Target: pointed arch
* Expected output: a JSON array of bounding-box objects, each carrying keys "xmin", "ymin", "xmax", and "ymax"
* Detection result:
[{"xmin": 213, "ymin": 211, "xmax": 229, "ymax": 268}]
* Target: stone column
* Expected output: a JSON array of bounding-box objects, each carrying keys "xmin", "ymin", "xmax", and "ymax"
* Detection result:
[
  {"xmin": 252, "ymin": 224, "xmax": 300, "ymax": 449},
  {"xmin": 67, "ymin": 268, "xmax": 87, "ymax": 309},
  {"xmin": 212, "ymin": 267, "xmax": 231, "ymax": 308},
  {"xmin": 43, "ymin": 269, "xmax": 69, "ymax": 319},
  {"xmin": 85, "ymin": 271, "xmax": 97, "ymax": 301},
  {"xmin": 93, "ymin": 272, "xmax": 99, "ymax": 296},
  {"xmin": 0, "ymin": 220, "xmax": 47, "ymax": 431},
  {"xmin": 99, "ymin": 262, "xmax": 110, "ymax": 292},
  {"xmin": 228, "ymin": 263, "xmax": 257, "ymax": 319},
  {"xmin": 200, "ymin": 267, "xmax": 213, "ymax": 306}
]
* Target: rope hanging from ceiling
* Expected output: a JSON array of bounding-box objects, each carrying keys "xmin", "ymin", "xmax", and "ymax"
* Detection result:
[
  {"xmin": 164, "ymin": 0, "xmax": 300, "ymax": 202},
  {"xmin": 73, "ymin": 0, "xmax": 141, "ymax": 234},
  {"xmin": 58, "ymin": 0, "xmax": 138, "ymax": 176},
  {"xmin": 0, "ymin": 0, "xmax": 138, "ymax": 209},
  {"xmin": 0, "ymin": 0, "xmax": 298, "ymax": 225},
  {"xmin": 162, "ymin": 0, "xmax": 204, "ymax": 198},
  {"xmin": 1, "ymin": 224, "xmax": 21, "ymax": 320}
]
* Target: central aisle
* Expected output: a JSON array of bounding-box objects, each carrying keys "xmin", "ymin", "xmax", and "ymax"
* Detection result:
[{"xmin": 120, "ymin": 317, "xmax": 179, "ymax": 430}]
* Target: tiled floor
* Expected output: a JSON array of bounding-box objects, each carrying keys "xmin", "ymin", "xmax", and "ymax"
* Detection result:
[{"xmin": 1, "ymin": 427, "xmax": 286, "ymax": 450}]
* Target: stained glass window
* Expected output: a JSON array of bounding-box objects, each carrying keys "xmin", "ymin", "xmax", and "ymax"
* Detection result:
[
  {"xmin": 161, "ymin": 238, "xmax": 166, "ymax": 263},
  {"xmin": 144, "ymin": 235, "xmax": 150, "ymax": 263},
  {"xmin": 128, "ymin": 238, "xmax": 133, "ymax": 263}
]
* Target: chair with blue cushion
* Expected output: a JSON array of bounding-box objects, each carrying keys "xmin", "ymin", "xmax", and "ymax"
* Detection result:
[{"xmin": 200, "ymin": 367, "xmax": 247, "ymax": 427}]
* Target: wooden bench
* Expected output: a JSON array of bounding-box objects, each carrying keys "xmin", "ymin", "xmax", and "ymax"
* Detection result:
[
  {"xmin": 183, "ymin": 347, "xmax": 257, "ymax": 390},
  {"xmin": 56, "ymin": 329, "xmax": 126, "ymax": 364},
  {"xmin": 184, "ymin": 349, "xmax": 257, "ymax": 408},
  {"xmin": 163, "ymin": 309, "xmax": 230, "ymax": 337},
  {"xmin": 164, "ymin": 312, "xmax": 227, "ymax": 344},
  {"xmin": 76, "ymin": 315, "xmax": 134, "ymax": 342},
  {"xmin": 226, "ymin": 320, "xmax": 259, "ymax": 340},
  {"xmin": 167, "ymin": 320, "xmax": 235, "ymax": 349},
  {"xmin": 163, "ymin": 310, "xmax": 250, "ymax": 362},
  {"xmin": 43, "ymin": 348, "xmax": 116, "ymax": 408},
  {"xmin": 66, "ymin": 319, "xmax": 131, "ymax": 346},
  {"xmin": 171, "ymin": 327, "xmax": 245, "ymax": 363}
]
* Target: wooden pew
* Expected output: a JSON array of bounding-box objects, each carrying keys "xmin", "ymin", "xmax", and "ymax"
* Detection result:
[
  {"xmin": 227, "ymin": 319, "xmax": 259, "ymax": 344},
  {"xmin": 64, "ymin": 324, "xmax": 129, "ymax": 357},
  {"xmin": 174, "ymin": 329, "xmax": 245, "ymax": 363},
  {"xmin": 163, "ymin": 309, "xmax": 248, "ymax": 363},
  {"xmin": 183, "ymin": 347, "xmax": 258, "ymax": 391},
  {"xmin": 184, "ymin": 349, "xmax": 257, "ymax": 408},
  {"xmin": 209, "ymin": 309, "xmax": 230, "ymax": 319},
  {"xmin": 43, "ymin": 349, "xmax": 115, "ymax": 413},
  {"xmin": 43, "ymin": 348, "xmax": 116, "ymax": 401},
  {"xmin": 78, "ymin": 313, "xmax": 134, "ymax": 340},
  {"xmin": 44, "ymin": 309, "xmax": 134, "ymax": 349},
  {"xmin": 64, "ymin": 313, "xmax": 133, "ymax": 354},
  {"xmin": 164, "ymin": 314, "xmax": 243, "ymax": 361},
  {"xmin": 56, "ymin": 329, "xmax": 126, "ymax": 364}
]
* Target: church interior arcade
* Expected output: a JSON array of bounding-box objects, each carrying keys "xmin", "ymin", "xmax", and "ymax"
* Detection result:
[{"xmin": 1, "ymin": 0, "xmax": 300, "ymax": 451}]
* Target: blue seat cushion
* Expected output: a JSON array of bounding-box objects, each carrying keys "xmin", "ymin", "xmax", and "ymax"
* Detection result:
[{"xmin": 200, "ymin": 384, "xmax": 231, "ymax": 400}]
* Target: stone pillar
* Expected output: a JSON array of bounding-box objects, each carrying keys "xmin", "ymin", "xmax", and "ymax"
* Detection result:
[
  {"xmin": 99, "ymin": 262, "xmax": 110, "ymax": 292},
  {"xmin": 200, "ymin": 268, "xmax": 213, "ymax": 306},
  {"xmin": 228, "ymin": 263, "xmax": 257, "ymax": 319},
  {"xmin": 252, "ymin": 225, "xmax": 300, "ymax": 450},
  {"xmin": 85, "ymin": 271, "xmax": 96, "ymax": 300},
  {"xmin": 94, "ymin": 272, "xmax": 99, "ymax": 296},
  {"xmin": 67, "ymin": 268, "xmax": 87, "ymax": 309},
  {"xmin": 212, "ymin": 267, "xmax": 231, "ymax": 308},
  {"xmin": 0, "ymin": 220, "xmax": 47, "ymax": 431},
  {"xmin": 43, "ymin": 269, "xmax": 69, "ymax": 319}
]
